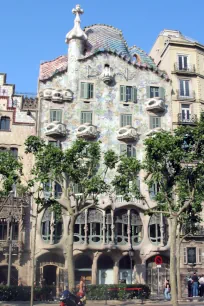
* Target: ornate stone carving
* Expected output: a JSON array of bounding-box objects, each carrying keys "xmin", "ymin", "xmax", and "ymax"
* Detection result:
[
  {"xmin": 43, "ymin": 88, "xmax": 52, "ymax": 100},
  {"xmin": 45, "ymin": 121, "xmax": 66, "ymax": 137},
  {"xmin": 65, "ymin": 5, "xmax": 87, "ymax": 43},
  {"xmin": 101, "ymin": 65, "xmax": 114, "ymax": 84},
  {"xmin": 62, "ymin": 90, "xmax": 73, "ymax": 102},
  {"xmin": 117, "ymin": 125, "xmax": 138, "ymax": 141},
  {"xmin": 145, "ymin": 98, "xmax": 165, "ymax": 112},
  {"xmin": 76, "ymin": 123, "xmax": 98, "ymax": 139},
  {"xmin": 52, "ymin": 90, "xmax": 63, "ymax": 103},
  {"xmin": 43, "ymin": 89, "xmax": 73, "ymax": 102}
]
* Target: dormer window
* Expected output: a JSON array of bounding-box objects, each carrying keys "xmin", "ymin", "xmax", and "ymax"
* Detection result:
[
  {"xmin": 80, "ymin": 82, "xmax": 94, "ymax": 99},
  {"xmin": 120, "ymin": 86, "xmax": 137, "ymax": 103}
]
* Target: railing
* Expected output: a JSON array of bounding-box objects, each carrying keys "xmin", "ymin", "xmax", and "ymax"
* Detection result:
[
  {"xmin": 177, "ymin": 113, "xmax": 197, "ymax": 124},
  {"xmin": 174, "ymin": 63, "xmax": 196, "ymax": 73},
  {"xmin": 176, "ymin": 89, "xmax": 195, "ymax": 100},
  {"xmin": 116, "ymin": 195, "xmax": 142, "ymax": 204}
]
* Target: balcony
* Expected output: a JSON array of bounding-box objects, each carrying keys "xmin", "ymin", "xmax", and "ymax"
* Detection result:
[
  {"xmin": 176, "ymin": 90, "xmax": 195, "ymax": 101},
  {"xmin": 117, "ymin": 125, "xmax": 138, "ymax": 142},
  {"xmin": 177, "ymin": 113, "xmax": 197, "ymax": 125},
  {"xmin": 45, "ymin": 121, "xmax": 66, "ymax": 137},
  {"xmin": 145, "ymin": 98, "xmax": 165, "ymax": 112},
  {"xmin": 174, "ymin": 63, "xmax": 196, "ymax": 74},
  {"xmin": 76, "ymin": 123, "xmax": 98, "ymax": 139}
]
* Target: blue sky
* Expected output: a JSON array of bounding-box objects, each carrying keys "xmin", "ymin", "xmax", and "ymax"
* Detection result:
[{"xmin": 0, "ymin": 0, "xmax": 203, "ymax": 94}]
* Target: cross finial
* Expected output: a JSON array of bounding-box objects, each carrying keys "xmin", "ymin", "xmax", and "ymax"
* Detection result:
[{"xmin": 72, "ymin": 4, "xmax": 84, "ymax": 16}]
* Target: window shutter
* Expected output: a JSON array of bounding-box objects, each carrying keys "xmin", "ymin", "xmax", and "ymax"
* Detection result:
[
  {"xmin": 184, "ymin": 247, "xmax": 187, "ymax": 264},
  {"xmin": 132, "ymin": 146, "xmax": 136, "ymax": 158},
  {"xmin": 133, "ymin": 87, "xmax": 137, "ymax": 103},
  {"xmin": 127, "ymin": 115, "xmax": 132, "ymax": 126},
  {"xmin": 150, "ymin": 116, "xmax": 153, "ymax": 129},
  {"xmin": 87, "ymin": 112, "xmax": 92, "ymax": 124},
  {"xmin": 157, "ymin": 117, "xmax": 161, "ymax": 128},
  {"xmin": 185, "ymin": 80, "xmax": 190, "ymax": 96},
  {"xmin": 120, "ymin": 86, "xmax": 126, "ymax": 101},
  {"xmin": 180, "ymin": 80, "xmax": 184, "ymax": 96},
  {"xmin": 89, "ymin": 83, "xmax": 94, "ymax": 99},
  {"xmin": 146, "ymin": 86, "xmax": 151, "ymax": 99},
  {"xmin": 159, "ymin": 87, "xmax": 165, "ymax": 100},
  {"xmin": 57, "ymin": 110, "xmax": 62, "ymax": 122},
  {"xmin": 120, "ymin": 144, "xmax": 127, "ymax": 156},
  {"xmin": 136, "ymin": 176, "xmax": 140, "ymax": 192},
  {"xmin": 198, "ymin": 248, "xmax": 202, "ymax": 264},
  {"xmin": 81, "ymin": 83, "xmax": 85, "ymax": 98},
  {"xmin": 121, "ymin": 115, "xmax": 124, "ymax": 127}
]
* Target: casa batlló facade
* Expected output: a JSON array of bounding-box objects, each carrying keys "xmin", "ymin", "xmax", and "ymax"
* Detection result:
[{"xmin": 35, "ymin": 5, "xmax": 172, "ymax": 295}]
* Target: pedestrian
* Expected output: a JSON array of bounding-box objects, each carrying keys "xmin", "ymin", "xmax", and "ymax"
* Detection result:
[
  {"xmin": 164, "ymin": 279, "xmax": 171, "ymax": 301},
  {"xmin": 199, "ymin": 274, "xmax": 204, "ymax": 297},
  {"xmin": 76, "ymin": 276, "xmax": 86, "ymax": 304},
  {"xmin": 192, "ymin": 272, "xmax": 199, "ymax": 297},
  {"xmin": 187, "ymin": 275, "xmax": 192, "ymax": 297}
]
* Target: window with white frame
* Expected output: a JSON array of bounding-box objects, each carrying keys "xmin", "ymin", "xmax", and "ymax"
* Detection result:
[
  {"xmin": 81, "ymin": 111, "xmax": 93, "ymax": 124},
  {"xmin": 50, "ymin": 110, "xmax": 62, "ymax": 122},
  {"xmin": 179, "ymin": 80, "xmax": 190, "ymax": 97},
  {"xmin": 120, "ymin": 86, "xmax": 137, "ymax": 102},
  {"xmin": 150, "ymin": 116, "xmax": 161, "ymax": 129},
  {"xmin": 184, "ymin": 247, "xmax": 202, "ymax": 264},
  {"xmin": 181, "ymin": 104, "xmax": 191, "ymax": 121},
  {"xmin": 120, "ymin": 114, "xmax": 132, "ymax": 127},
  {"xmin": 149, "ymin": 182, "xmax": 160, "ymax": 199},
  {"xmin": 178, "ymin": 55, "xmax": 188, "ymax": 70},
  {"xmin": 80, "ymin": 82, "xmax": 94, "ymax": 99}
]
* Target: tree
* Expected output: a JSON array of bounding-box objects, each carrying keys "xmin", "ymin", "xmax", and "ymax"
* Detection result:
[
  {"xmin": 112, "ymin": 118, "xmax": 204, "ymax": 306},
  {"xmin": 0, "ymin": 150, "xmax": 22, "ymax": 196},
  {"xmin": 25, "ymin": 136, "xmax": 118, "ymax": 291}
]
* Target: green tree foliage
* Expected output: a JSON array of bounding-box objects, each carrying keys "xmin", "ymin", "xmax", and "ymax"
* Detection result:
[
  {"xmin": 25, "ymin": 136, "xmax": 118, "ymax": 290},
  {"xmin": 0, "ymin": 150, "xmax": 22, "ymax": 196}
]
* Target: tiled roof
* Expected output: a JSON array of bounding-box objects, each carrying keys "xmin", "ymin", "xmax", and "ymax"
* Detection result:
[
  {"xmin": 39, "ymin": 55, "xmax": 67, "ymax": 81},
  {"xmin": 84, "ymin": 24, "xmax": 130, "ymax": 58},
  {"xmin": 39, "ymin": 24, "xmax": 169, "ymax": 81}
]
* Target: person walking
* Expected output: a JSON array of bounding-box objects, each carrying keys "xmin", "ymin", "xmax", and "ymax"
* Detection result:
[
  {"xmin": 192, "ymin": 272, "xmax": 199, "ymax": 297},
  {"xmin": 164, "ymin": 279, "xmax": 171, "ymax": 301},
  {"xmin": 199, "ymin": 274, "xmax": 204, "ymax": 297},
  {"xmin": 187, "ymin": 275, "xmax": 192, "ymax": 297}
]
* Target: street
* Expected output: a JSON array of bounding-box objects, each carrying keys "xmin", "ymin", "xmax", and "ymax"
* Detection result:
[{"xmin": 1, "ymin": 302, "xmax": 204, "ymax": 306}]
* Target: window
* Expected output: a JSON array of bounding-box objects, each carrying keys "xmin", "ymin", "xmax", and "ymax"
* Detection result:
[
  {"xmin": 81, "ymin": 111, "xmax": 92, "ymax": 124},
  {"xmin": 0, "ymin": 220, "xmax": 7, "ymax": 240},
  {"xmin": 146, "ymin": 87, "xmax": 165, "ymax": 99},
  {"xmin": 148, "ymin": 214, "xmax": 168, "ymax": 245},
  {"xmin": 73, "ymin": 183, "xmax": 83, "ymax": 194},
  {"xmin": 0, "ymin": 147, "xmax": 7, "ymax": 151},
  {"xmin": 120, "ymin": 86, "xmax": 137, "ymax": 102},
  {"xmin": 80, "ymin": 82, "xmax": 94, "ymax": 99},
  {"xmin": 48, "ymin": 140, "xmax": 61, "ymax": 148},
  {"xmin": 178, "ymin": 55, "xmax": 188, "ymax": 70},
  {"xmin": 54, "ymin": 183, "xmax": 62, "ymax": 199},
  {"xmin": 12, "ymin": 223, "xmax": 19, "ymax": 240},
  {"xmin": 179, "ymin": 80, "xmax": 190, "ymax": 97},
  {"xmin": 120, "ymin": 144, "xmax": 136, "ymax": 157},
  {"xmin": 0, "ymin": 117, "xmax": 10, "ymax": 131},
  {"xmin": 181, "ymin": 104, "xmax": 191, "ymax": 121},
  {"xmin": 150, "ymin": 116, "xmax": 161, "ymax": 129},
  {"xmin": 50, "ymin": 110, "xmax": 62, "ymax": 122},
  {"xmin": 120, "ymin": 114, "xmax": 132, "ymax": 127},
  {"xmin": 150, "ymin": 87, "xmax": 159, "ymax": 98},
  {"xmin": 41, "ymin": 209, "xmax": 63, "ymax": 243},
  {"xmin": 149, "ymin": 182, "xmax": 159, "ymax": 199},
  {"xmin": 10, "ymin": 148, "xmax": 18, "ymax": 159},
  {"xmin": 187, "ymin": 247, "xmax": 196, "ymax": 264}
]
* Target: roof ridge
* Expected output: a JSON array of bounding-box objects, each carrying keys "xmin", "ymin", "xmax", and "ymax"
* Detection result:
[{"xmin": 40, "ymin": 55, "xmax": 66, "ymax": 66}]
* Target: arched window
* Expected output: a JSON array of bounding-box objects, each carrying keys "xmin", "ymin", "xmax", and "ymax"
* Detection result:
[
  {"xmin": 148, "ymin": 214, "xmax": 168, "ymax": 245},
  {"xmin": 87, "ymin": 209, "xmax": 103, "ymax": 244},
  {"xmin": 41, "ymin": 209, "xmax": 63, "ymax": 244},
  {"xmin": 131, "ymin": 209, "xmax": 143, "ymax": 245},
  {"xmin": 74, "ymin": 211, "xmax": 85, "ymax": 244},
  {"xmin": 0, "ymin": 117, "xmax": 10, "ymax": 131},
  {"xmin": 115, "ymin": 209, "xmax": 128, "ymax": 245}
]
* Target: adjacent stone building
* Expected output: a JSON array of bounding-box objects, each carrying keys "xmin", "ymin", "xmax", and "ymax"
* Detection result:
[
  {"xmin": 0, "ymin": 73, "xmax": 37, "ymax": 285},
  {"xmin": 35, "ymin": 5, "xmax": 172, "ymax": 295},
  {"xmin": 150, "ymin": 29, "xmax": 204, "ymax": 288}
]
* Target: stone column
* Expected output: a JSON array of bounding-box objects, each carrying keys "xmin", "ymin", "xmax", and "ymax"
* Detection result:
[
  {"xmin": 113, "ymin": 259, "xmax": 119, "ymax": 284},
  {"xmin": 127, "ymin": 209, "xmax": 131, "ymax": 248},
  {"xmin": 102, "ymin": 210, "xmax": 106, "ymax": 244},
  {"xmin": 160, "ymin": 213, "xmax": 164, "ymax": 247},
  {"xmin": 92, "ymin": 253, "xmax": 99, "ymax": 284},
  {"xmin": 111, "ymin": 210, "xmax": 115, "ymax": 244}
]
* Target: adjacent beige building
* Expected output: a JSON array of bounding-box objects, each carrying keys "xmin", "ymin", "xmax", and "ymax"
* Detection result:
[
  {"xmin": 150, "ymin": 29, "xmax": 204, "ymax": 288},
  {"xmin": 0, "ymin": 73, "xmax": 37, "ymax": 285}
]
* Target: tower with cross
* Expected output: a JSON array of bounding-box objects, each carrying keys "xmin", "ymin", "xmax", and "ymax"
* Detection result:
[{"xmin": 65, "ymin": 4, "xmax": 87, "ymax": 93}]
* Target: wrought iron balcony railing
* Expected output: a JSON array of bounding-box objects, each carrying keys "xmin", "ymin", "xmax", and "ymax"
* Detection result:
[
  {"xmin": 176, "ymin": 90, "xmax": 195, "ymax": 100},
  {"xmin": 174, "ymin": 63, "xmax": 196, "ymax": 73},
  {"xmin": 178, "ymin": 113, "xmax": 197, "ymax": 124}
]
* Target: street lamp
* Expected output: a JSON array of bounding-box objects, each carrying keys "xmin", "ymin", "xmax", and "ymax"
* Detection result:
[{"xmin": 129, "ymin": 249, "xmax": 134, "ymax": 284}]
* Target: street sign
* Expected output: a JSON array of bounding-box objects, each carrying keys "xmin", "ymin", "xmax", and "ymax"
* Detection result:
[
  {"xmin": 157, "ymin": 265, "xmax": 161, "ymax": 268},
  {"xmin": 155, "ymin": 255, "xmax": 163, "ymax": 265}
]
